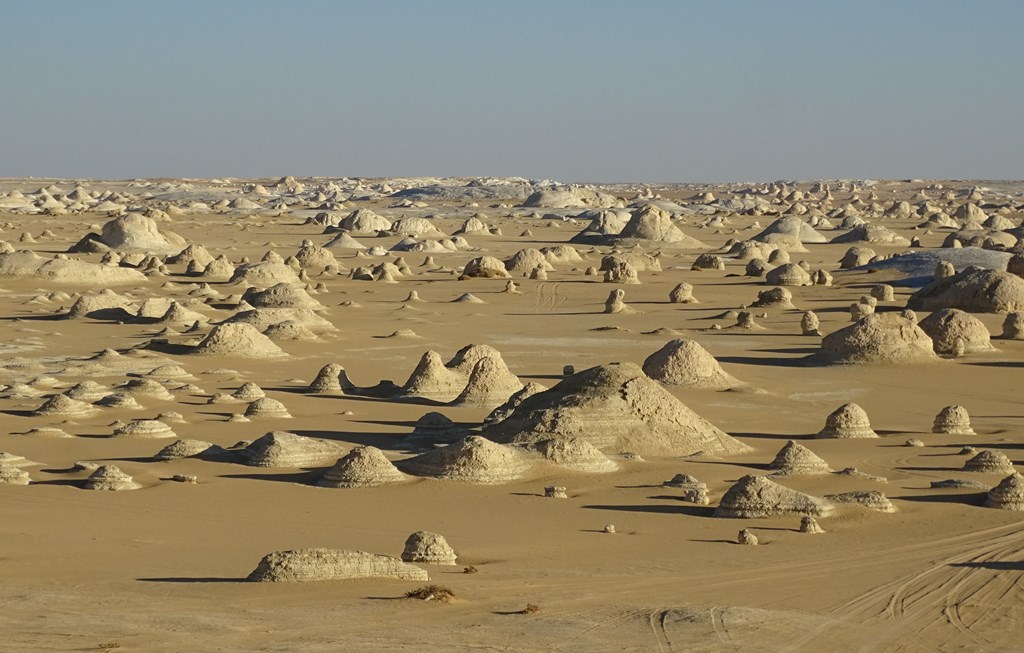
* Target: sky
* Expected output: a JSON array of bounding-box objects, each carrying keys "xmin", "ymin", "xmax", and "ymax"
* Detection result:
[{"xmin": 2, "ymin": 0, "xmax": 1022, "ymax": 182}]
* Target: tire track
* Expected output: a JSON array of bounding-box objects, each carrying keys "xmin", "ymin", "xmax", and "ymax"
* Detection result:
[
  {"xmin": 530, "ymin": 282, "xmax": 566, "ymax": 313},
  {"xmin": 783, "ymin": 521, "xmax": 1024, "ymax": 652},
  {"xmin": 550, "ymin": 281, "xmax": 567, "ymax": 311},
  {"xmin": 871, "ymin": 526, "xmax": 1023, "ymax": 650},
  {"xmin": 710, "ymin": 606, "xmax": 736, "ymax": 649},
  {"xmin": 648, "ymin": 608, "xmax": 672, "ymax": 653},
  {"xmin": 564, "ymin": 608, "xmax": 649, "ymax": 644}
]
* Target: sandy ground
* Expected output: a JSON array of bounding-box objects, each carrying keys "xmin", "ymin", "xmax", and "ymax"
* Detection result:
[{"xmin": 0, "ymin": 178, "xmax": 1021, "ymax": 652}]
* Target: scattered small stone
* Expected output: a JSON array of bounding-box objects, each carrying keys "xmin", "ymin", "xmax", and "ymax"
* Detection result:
[
  {"xmin": 737, "ymin": 529, "xmax": 758, "ymax": 545},
  {"xmin": 799, "ymin": 516, "xmax": 824, "ymax": 534},
  {"xmin": 835, "ymin": 467, "xmax": 888, "ymax": 483},
  {"xmin": 662, "ymin": 473, "xmax": 711, "ymax": 504},
  {"xmin": 544, "ymin": 485, "xmax": 568, "ymax": 498}
]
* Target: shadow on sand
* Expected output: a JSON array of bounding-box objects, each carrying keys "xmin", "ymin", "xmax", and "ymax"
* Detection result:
[
  {"xmin": 582, "ymin": 503, "xmax": 715, "ymax": 518},
  {"xmin": 950, "ymin": 561, "xmax": 1024, "ymax": 571},
  {"xmin": 137, "ymin": 577, "xmax": 246, "ymax": 584}
]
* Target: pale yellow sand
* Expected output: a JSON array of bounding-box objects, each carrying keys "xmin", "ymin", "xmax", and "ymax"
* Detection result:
[{"xmin": 0, "ymin": 178, "xmax": 1021, "ymax": 652}]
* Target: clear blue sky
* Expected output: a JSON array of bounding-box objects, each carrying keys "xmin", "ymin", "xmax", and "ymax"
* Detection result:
[{"xmin": 2, "ymin": 0, "xmax": 1021, "ymax": 182}]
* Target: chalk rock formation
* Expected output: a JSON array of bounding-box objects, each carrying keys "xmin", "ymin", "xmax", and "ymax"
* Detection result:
[
  {"xmin": 484, "ymin": 362, "xmax": 750, "ymax": 457},
  {"xmin": 247, "ymin": 549, "xmax": 428, "ymax": 582}
]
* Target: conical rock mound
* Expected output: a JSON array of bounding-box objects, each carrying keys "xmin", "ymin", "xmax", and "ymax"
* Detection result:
[
  {"xmin": 401, "ymin": 531, "xmax": 458, "ymax": 565},
  {"xmin": 908, "ymin": 268, "xmax": 1024, "ymax": 314},
  {"xmin": 224, "ymin": 308, "xmax": 335, "ymax": 334},
  {"xmin": 534, "ymin": 437, "xmax": 618, "ymax": 473},
  {"xmin": 401, "ymin": 412, "xmax": 469, "ymax": 449},
  {"xmin": 308, "ymin": 363, "xmax": 353, "ymax": 394},
  {"xmin": 932, "ymin": 405, "xmax": 974, "ymax": 435},
  {"xmin": 84, "ymin": 465, "xmax": 141, "ymax": 491},
  {"xmin": 240, "ymin": 431, "xmax": 342, "ymax": 467},
  {"xmin": 641, "ymin": 339, "xmax": 741, "ymax": 390},
  {"xmin": 192, "ymin": 323, "xmax": 286, "ymax": 358},
  {"xmin": 323, "ymin": 232, "xmax": 367, "ymax": 249},
  {"xmin": 484, "ymin": 382, "xmax": 547, "ymax": 426},
  {"xmin": 113, "ymin": 419, "xmax": 176, "ymax": 439},
  {"xmin": 768, "ymin": 441, "xmax": 833, "ymax": 475},
  {"xmin": 232, "ymin": 382, "xmax": 266, "ymax": 402},
  {"xmin": 244, "ymin": 397, "xmax": 292, "ymax": 418},
  {"xmin": 986, "ymin": 473, "xmax": 1024, "ymax": 511},
  {"xmin": 318, "ymin": 446, "xmax": 407, "ymax": 488},
  {"xmin": 963, "ymin": 450, "xmax": 1015, "ymax": 474},
  {"xmin": 153, "ymin": 439, "xmax": 219, "ymax": 461},
  {"xmin": 228, "ymin": 260, "xmax": 302, "ymax": 287},
  {"xmin": 242, "ymin": 283, "xmax": 323, "ymax": 310},
  {"xmin": 752, "ymin": 216, "xmax": 826, "ymax": 244},
  {"xmin": 62, "ymin": 381, "xmax": 110, "ymax": 401},
  {"xmin": 339, "ymin": 209, "xmax": 392, "ymax": 234},
  {"xmin": 402, "ymin": 351, "xmax": 468, "ymax": 403},
  {"xmin": 263, "ymin": 321, "xmax": 320, "ymax": 342},
  {"xmin": 613, "ymin": 206, "xmax": 708, "ymax": 247},
  {"xmin": 95, "ymin": 214, "xmax": 187, "ymax": 254},
  {"xmin": 918, "ymin": 308, "xmax": 993, "ymax": 355},
  {"xmin": 117, "ymin": 378, "xmax": 174, "ymax": 400},
  {"xmin": 816, "ymin": 403, "xmax": 878, "ymax": 439},
  {"xmin": 450, "ymin": 356, "xmax": 524, "ymax": 408},
  {"xmin": 483, "ymin": 362, "xmax": 750, "ymax": 457},
  {"xmin": 714, "ymin": 475, "xmax": 833, "ymax": 518},
  {"xmin": 446, "ymin": 344, "xmax": 503, "ymax": 375},
  {"xmin": 154, "ymin": 301, "xmax": 209, "ymax": 327},
  {"xmin": 399, "ymin": 436, "xmax": 533, "ymax": 484},
  {"xmin": 33, "ymin": 393, "xmax": 95, "ymax": 417},
  {"xmin": 830, "ymin": 224, "xmax": 910, "ymax": 246},
  {"xmin": 64, "ymin": 290, "xmax": 137, "ymax": 320},
  {"xmin": 814, "ymin": 313, "xmax": 937, "ymax": 365}
]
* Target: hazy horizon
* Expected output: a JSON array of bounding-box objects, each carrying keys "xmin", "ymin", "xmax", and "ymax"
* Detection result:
[
  {"xmin": 3, "ymin": 0, "xmax": 1022, "ymax": 182},
  {"xmin": 4, "ymin": 174, "xmax": 1024, "ymax": 187}
]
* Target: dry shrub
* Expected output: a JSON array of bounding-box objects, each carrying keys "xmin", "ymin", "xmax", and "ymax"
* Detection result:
[{"xmin": 405, "ymin": 584, "xmax": 455, "ymax": 603}]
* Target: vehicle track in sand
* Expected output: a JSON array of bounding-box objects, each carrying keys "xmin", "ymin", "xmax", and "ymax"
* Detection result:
[
  {"xmin": 784, "ymin": 521, "xmax": 1024, "ymax": 652},
  {"xmin": 532, "ymin": 282, "xmax": 567, "ymax": 313},
  {"xmin": 647, "ymin": 608, "xmax": 675, "ymax": 652}
]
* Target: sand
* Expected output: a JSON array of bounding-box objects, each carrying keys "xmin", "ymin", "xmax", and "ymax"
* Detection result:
[{"xmin": 0, "ymin": 176, "xmax": 1022, "ymax": 652}]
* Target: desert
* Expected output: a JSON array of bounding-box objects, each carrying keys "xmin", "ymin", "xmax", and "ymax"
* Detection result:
[
  {"xmin": 3, "ymin": 2, "xmax": 1022, "ymax": 650},
  {"xmin": 0, "ymin": 175, "xmax": 1022, "ymax": 651}
]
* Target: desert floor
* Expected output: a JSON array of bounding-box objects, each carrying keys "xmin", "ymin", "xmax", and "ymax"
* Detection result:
[{"xmin": 0, "ymin": 177, "xmax": 1021, "ymax": 652}]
